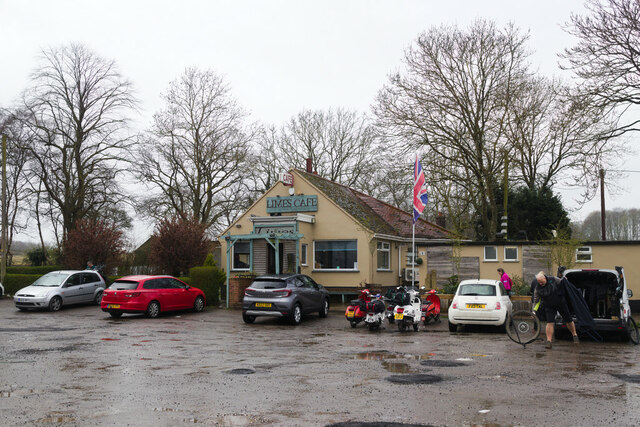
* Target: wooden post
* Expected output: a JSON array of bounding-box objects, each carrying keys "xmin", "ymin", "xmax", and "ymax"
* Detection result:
[
  {"xmin": 1, "ymin": 135, "xmax": 7, "ymax": 288},
  {"xmin": 600, "ymin": 169, "xmax": 606, "ymax": 241}
]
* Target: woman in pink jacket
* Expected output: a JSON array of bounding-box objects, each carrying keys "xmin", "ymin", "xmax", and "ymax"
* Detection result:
[{"xmin": 497, "ymin": 268, "xmax": 513, "ymax": 296}]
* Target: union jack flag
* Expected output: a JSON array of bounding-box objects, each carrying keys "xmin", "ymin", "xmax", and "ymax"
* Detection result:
[{"xmin": 413, "ymin": 155, "xmax": 428, "ymax": 224}]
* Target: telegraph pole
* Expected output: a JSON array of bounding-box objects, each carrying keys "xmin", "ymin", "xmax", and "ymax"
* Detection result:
[
  {"xmin": 1, "ymin": 134, "xmax": 7, "ymax": 288},
  {"xmin": 600, "ymin": 168, "xmax": 606, "ymax": 241}
]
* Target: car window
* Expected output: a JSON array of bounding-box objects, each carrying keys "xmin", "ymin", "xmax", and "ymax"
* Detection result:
[
  {"xmin": 290, "ymin": 278, "xmax": 305, "ymax": 288},
  {"xmin": 300, "ymin": 276, "xmax": 317, "ymax": 288},
  {"xmin": 458, "ymin": 284, "xmax": 496, "ymax": 296},
  {"xmin": 169, "ymin": 278, "xmax": 188, "ymax": 289},
  {"xmin": 31, "ymin": 272, "xmax": 68, "ymax": 287},
  {"xmin": 142, "ymin": 279, "xmax": 161, "ymax": 290},
  {"xmin": 110, "ymin": 280, "xmax": 140, "ymax": 290},
  {"xmin": 250, "ymin": 280, "xmax": 287, "ymax": 290},
  {"xmin": 81, "ymin": 272, "xmax": 100, "ymax": 284},
  {"xmin": 498, "ymin": 283, "xmax": 507, "ymax": 296},
  {"xmin": 64, "ymin": 274, "xmax": 81, "ymax": 287}
]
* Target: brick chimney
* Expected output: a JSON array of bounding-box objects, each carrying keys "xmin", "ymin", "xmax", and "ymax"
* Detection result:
[
  {"xmin": 306, "ymin": 158, "xmax": 312, "ymax": 173},
  {"xmin": 435, "ymin": 212, "xmax": 446, "ymax": 228}
]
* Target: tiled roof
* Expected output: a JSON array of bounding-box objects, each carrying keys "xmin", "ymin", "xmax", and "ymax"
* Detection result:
[{"xmin": 297, "ymin": 170, "xmax": 452, "ymax": 240}]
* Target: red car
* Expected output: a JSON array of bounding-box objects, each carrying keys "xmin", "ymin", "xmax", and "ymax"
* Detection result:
[{"xmin": 101, "ymin": 275, "xmax": 206, "ymax": 318}]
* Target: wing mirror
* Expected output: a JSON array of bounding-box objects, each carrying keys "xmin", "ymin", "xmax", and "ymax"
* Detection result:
[{"xmin": 628, "ymin": 289, "xmax": 633, "ymax": 298}]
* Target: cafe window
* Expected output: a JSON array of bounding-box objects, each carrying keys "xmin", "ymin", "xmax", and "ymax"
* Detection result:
[
  {"xmin": 301, "ymin": 244, "xmax": 308, "ymax": 266},
  {"xmin": 314, "ymin": 240, "xmax": 357, "ymax": 271},
  {"xmin": 484, "ymin": 246, "xmax": 498, "ymax": 262},
  {"xmin": 377, "ymin": 241, "xmax": 391, "ymax": 270},
  {"xmin": 504, "ymin": 246, "xmax": 518, "ymax": 262},
  {"xmin": 576, "ymin": 246, "xmax": 593, "ymax": 263},
  {"xmin": 233, "ymin": 241, "xmax": 250, "ymax": 270}
]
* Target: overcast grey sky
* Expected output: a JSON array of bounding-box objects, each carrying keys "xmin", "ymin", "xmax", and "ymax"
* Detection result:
[{"xmin": 1, "ymin": 0, "xmax": 637, "ymax": 245}]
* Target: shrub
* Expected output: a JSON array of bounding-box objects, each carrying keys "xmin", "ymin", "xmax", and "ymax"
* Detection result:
[
  {"xmin": 3, "ymin": 274, "xmax": 42, "ymax": 295},
  {"xmin": 6, "ymin": 265, "xmax": 63, "ymax": 275},
  {"xmin": 189, "ymin": 266, "xmax": 225, "ymax": 306},
  {"xmin": 149, "ymin": 217, "xmax": 209, "ymax": 277},
  {"xmin": 510, "ymin": 274, "xmax": 531, "ymax": 296},
  {"xmin": 441, "ymin": 275, "xmax": 459, "ymax": 294},
  {"xmin": 62, "ymin": 218, "xmax": 125, "ymax": 273}
]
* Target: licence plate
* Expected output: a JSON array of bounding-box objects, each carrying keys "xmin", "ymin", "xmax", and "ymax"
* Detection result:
[
  {"xmin": 255, "ymin": 302, "xmax": 272, "ymax": 308},
  {"xmin": 346, "ymin": 311, "xmax": 354, "ymax": 318},
  {"xmin": 394, "ymin": 313, "xmax": 404, "ymax": 320},
  {"xmin": 107, "ymin": 304, "xmax": 120, "ymax": 309},
  {"xmin": 466, "ymin": 303, "xmax": 486, "ymax": 309}
]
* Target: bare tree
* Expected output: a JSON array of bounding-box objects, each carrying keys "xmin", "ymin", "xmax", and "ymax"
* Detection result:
[
  {"xmin": 257, "ymin": 109, "xmax": 380, "ymax": 191},
  {"xmin": 136, "ymin": 67, "xmax": 254, "ymax": 233},
  {"xmin": 0, "ymin": 108, "xmax": 31, "ymax": 263},
  {"xmin": 579, "ymin": 208, "xmax": 640, "ymax": 240},
  {"xmin": 562, "ymin": 0, "xmax": 640, "ymax": 135},
  {"xmin": 20, "ymin": 44, "xmax": 136, "ymax": 239},
  {"xmin": 374, "ymin": 20, "xmax": 531, "ymax": 239}
]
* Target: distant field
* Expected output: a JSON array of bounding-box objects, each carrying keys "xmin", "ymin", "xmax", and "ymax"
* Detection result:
[{"xmin": 11, "ymin": 255, "xmax": 27, "ymax": 265}]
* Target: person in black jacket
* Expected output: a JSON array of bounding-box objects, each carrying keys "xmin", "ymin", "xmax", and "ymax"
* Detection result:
[{"xmin": 532, "ymin": 271, "xmax": 579, "ymax": 349}]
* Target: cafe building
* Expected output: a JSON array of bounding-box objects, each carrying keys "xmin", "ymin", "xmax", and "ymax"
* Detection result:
[{"xmin": 218, "ymin": 166, "xmax": 453, "ymax": 307}]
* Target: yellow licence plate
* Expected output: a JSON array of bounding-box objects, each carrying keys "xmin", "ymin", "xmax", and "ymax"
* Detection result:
[
  {"xmin": 466, "ymin": 303, "xmax": 486, "ymax": 309},
  {"xmin": 255, "ymin": 302, "xmax": 272, "ymax": 308},
  {"xmin": 346, "ymin": 311, "xmax": 354, "ymax": 318},
  {"xmin": 394, "ymin": 313, "xmax": 403, "ymax": 320},
  {"xmin": 107, "ymin": 304, "xmax": 120, "ymax": 309}
]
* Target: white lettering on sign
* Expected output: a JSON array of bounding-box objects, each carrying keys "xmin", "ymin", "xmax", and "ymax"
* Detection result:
[{"xmin": 281, "ymin": 172, "xmax": 294, "ymax": 186}]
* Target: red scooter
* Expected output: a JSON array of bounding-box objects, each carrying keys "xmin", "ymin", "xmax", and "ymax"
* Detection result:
[
  {"xmin": 421, "ymin": 289, "xmax": 441, "ymax": 325},
  {"xmin": 345, "ymin": 289, "xmax": 372, "ymax": 328}
]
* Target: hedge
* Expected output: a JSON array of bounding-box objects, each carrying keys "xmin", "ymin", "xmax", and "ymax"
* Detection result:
[
  {"xmin": 7, "ymin": 266, "xmax": 63, "ymax": 275},
  {"xmin": 189, "ymin": 266, "xmax": 225, "ymax": 306},
  {"xmin": 2, "ymin": 274, "xmax": 42, "ymax": 296}
]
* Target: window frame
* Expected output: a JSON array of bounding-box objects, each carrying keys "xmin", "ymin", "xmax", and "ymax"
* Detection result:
[
  {"xmin": 576, "ymin": 246, "xmax": 593, "ymax": 263},
  {"xmin": 377, "ymin": 241, "xmax": 391, "ymax": 271},
  {"xmin": 504, "ymin": 246, "xmax": 519, "ymax": 262},
  {"xmin": 301, "ymin": 243, "xmax": 308, "ymax": 266},
  {"xmin": 313, "ymin": 240, "xmax": 358, "ymax": 271},
  {"xmin": 484, "ymin": 246, "xmax": 498, "ymax": 262},
  {"xmin": 232, "ymin": 241, "xmax": 251, "ymax": 271}
]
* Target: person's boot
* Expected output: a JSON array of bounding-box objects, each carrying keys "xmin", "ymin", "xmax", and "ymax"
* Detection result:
[
  {"xmin": 572, "ymin": 335, "xmax": 580, "ymax": 344},
  {"xmin": 545, "ymin": 341, "xmax": 552, "ymax": 349}
]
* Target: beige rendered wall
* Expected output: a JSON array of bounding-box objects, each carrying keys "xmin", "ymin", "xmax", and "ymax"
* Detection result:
[{"xmin": 459, "ymin": 245, "xmax": 523, "ymax": 281}]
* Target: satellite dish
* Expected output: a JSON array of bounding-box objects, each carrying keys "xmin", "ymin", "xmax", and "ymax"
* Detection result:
[{"xmin": 288, "ymin": 187, "xmax": 295, "ymax": 195}]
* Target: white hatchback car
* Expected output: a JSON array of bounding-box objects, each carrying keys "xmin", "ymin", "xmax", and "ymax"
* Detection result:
[{"xmin": 448, "ymin": 279, "xmax": 512, "ymax": 332}]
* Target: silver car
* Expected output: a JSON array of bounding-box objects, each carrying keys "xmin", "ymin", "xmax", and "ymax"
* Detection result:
[
  {"xmin": 242, "ymin": 274, "xmax": 330, "ymax": 325},
  {"xmin": 13, "ymin": 270, "xmax": 106, "ymax": 312}
]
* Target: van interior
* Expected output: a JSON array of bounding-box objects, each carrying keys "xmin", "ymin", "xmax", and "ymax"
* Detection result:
[{"xmin": 564, "ymin": 270, "xmax": 620, "ymax": 319}]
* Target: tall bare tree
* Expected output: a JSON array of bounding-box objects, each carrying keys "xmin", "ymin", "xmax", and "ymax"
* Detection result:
[
  {"xmin": 562, "ymin": 0, "xmax": 640, "ymax": 135},
  {"xmin": 20, "ymin": 44, "xmax": 136, "ymax": 238},
  {"xmin": 136, "ymin": 67, "xmax": 254, "ymax": 233},
  {"xmin": 374, "ymin": 20, "xmax": 531, "ymax": 239},
  {"xmin": 256, "ymin": 109, "xmax": 380, "ymax": 191}
]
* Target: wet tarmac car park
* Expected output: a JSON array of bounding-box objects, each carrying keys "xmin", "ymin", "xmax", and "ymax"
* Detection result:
[{"xmin": 1, "ymin": 297, "xmax": 639, "ymax": 426}]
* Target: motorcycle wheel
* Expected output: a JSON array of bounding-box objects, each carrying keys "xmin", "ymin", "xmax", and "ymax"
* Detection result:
[
  {"xmin": 423, "ymin": 317, "xmax": 431, "ymax": 325},
  {"xmin": 397, "ymin": 321, "xmax": 406, "ymax": 332},
  {"xmin": 350, "ymin": 321, "xmax": 358, "ymax": 328},
  {"xmin": 413, "ymin": 323, "xmax": 419, "ymax": 332},
  {"xmin": 388, "ymin": 316, "xmax": 395, "ymax": 324},
  {"xmin": 368, "ymin": 322, "xmax": 379, "ymax": 332},
  {"xmin": 435, "ymin": 314, "xmax": 441, "ymax": 323}
]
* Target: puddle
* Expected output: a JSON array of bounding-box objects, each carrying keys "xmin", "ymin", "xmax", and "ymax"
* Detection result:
[
  {"xmin": 382, "ymin": 361, "xmax": 418, "ymax": 373},
  {"xmin": 385, "ymin": 374, "xmax": 444, "ymax": 384},
  {"xmin": 1, "ymin": 391, "xmax": 10, "ymax": 397},
  {"xmin": 327, "ymin": 423, "xmax": 432, "ymax": 427},
  {"xmin": 154, "ymin": 407, "xmax": 180, "ymax": 412},
  {"xmin": 13, "ymin": 344, "xmax": 88, "ymax": 354},
  {"xmin": 225, "ymin": 368, "xmax": 256, "ymax": 375},
  {"xmin": 611, "ymin": 373, "xmax": 640, "ymax": 383},
  {"xmin": 36, "ymin": 411, "xmax": 75, "ymax": 423},
  {"xmin": 354, "ymin": 352, "xmax": 435, "ymax": 361},
  {"xmin": 101, "ymin": 338, "xmax": 120, "ymax": 341},
  {"xmin": 420, "ymin": 360, "xmax": 467, "ymax": 367}
]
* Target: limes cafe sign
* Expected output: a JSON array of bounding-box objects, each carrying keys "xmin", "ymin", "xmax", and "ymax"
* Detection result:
[{"xmin": 266, "ymin": 195, "xmax": 318, "ymax": 213}]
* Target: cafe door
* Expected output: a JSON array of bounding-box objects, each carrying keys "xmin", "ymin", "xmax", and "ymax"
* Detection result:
[{"xmin": 267, "ymin": 242, "xmax": 285, "ymax": 274}]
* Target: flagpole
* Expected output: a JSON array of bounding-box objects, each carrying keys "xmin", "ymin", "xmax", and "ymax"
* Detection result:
[{"xmin": 412, "ymin": 222, "xmax": 415, "ymax": 289}]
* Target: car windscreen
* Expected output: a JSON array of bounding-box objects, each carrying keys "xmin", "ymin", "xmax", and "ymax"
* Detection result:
[
  {"xmin": 108, "ymin": 280, "xmax": 139, "ymax": 290},
  {"xmin": 31, "ymin": 272, "xmax": 69, "ymax": 287},
  {"xmin": 249, "ymin": 280, "xmax": 287, "ymax": 290},
  {"xmin": 458, "ymin": 284, "xmax": 496, "ymax": 296}
]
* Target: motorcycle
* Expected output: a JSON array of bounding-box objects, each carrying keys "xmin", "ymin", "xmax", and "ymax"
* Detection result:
[
  {"xmin": 363, "ymin": 293, "xmax": 386, "ymax": 331},
  {"xmin": 384, "ymin": 286, "xmax": 406, "ymax": 324},
  {"xmin": 421, "ymin": 289, "xmax": 441, "ymax": 326},
  {"xmin": 345, "ymin": 289, "xmax": 372, "ymax": 328},
  {"xmin": 393, "ymin": 287, "xmax": 422, "ymax": 332}
]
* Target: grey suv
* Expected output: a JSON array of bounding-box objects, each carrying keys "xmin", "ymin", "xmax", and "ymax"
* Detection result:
[{"xmin": 242, "ymin": 274, "xmax": 330, "ymax": 325}]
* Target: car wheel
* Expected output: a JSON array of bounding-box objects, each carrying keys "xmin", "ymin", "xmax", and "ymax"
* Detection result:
[
  {"xmin": 145, "ymin": 301, "xmax": 160, "ymax": 318},
  {"xmin": 413, "ymin": 323, "xmax": 419, "ymax": 332},
  {"xmin": 319, "ymin": 299, "xmax": 329, "ymax": 318},
  {"xmin": 350, "ymin": 320, "xmax": 358, "ymax": 328},
  {"xmin": 109, "ymin": 311, "xmax": 123, "ymax": 318},
  {"xmin": 289, "ymin": 304, "xmax": 302, "ymax": 325},
  {"xmin": 398, "ymin": 321, "xmax": 406, "ymax": 332},
  {"xmin": 49, "ymin": 296, "xmax": 62, "ymax": 312},
  {"xmin": 242, "ymin": 313, "xmax": 256, "ymax": 324},
  {"xmin": 94, "ymin": 291, "xmax": 103, "ymax": 305},
  {"xmin": 193, "ymin": 296, "xmax": 205, "ymax": 313},
  {"xmin": 448, "ymin": 321, "xmax": 457, "ymax": 332}
]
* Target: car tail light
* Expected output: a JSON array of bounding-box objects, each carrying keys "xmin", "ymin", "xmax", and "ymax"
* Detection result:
[
  {"xmin": 452, "ymin": 301, "xmax": 457, "ymax": 309},
  {"xmin": 272, "ymin": 289, "xmax": 292, "ymax": 298},
  {"xmin": 244, "ymin": 288, "xmax": 255, "ymax": 297},
  {"xmin": 124, "ymin": 292, "xmax": 141, "ymax": 298},
  {"xmin": 495, "ymin": 301, "xmax": 501, "ymax": 310},
  {"xmin": 396, "ymin": 308, "xmax": 404, "ymax": 314}
]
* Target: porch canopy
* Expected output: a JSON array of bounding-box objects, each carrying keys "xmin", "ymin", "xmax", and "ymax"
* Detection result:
[{"xmin": 223, "ymin": 214, "xmax": 314, "ymax": 307}]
